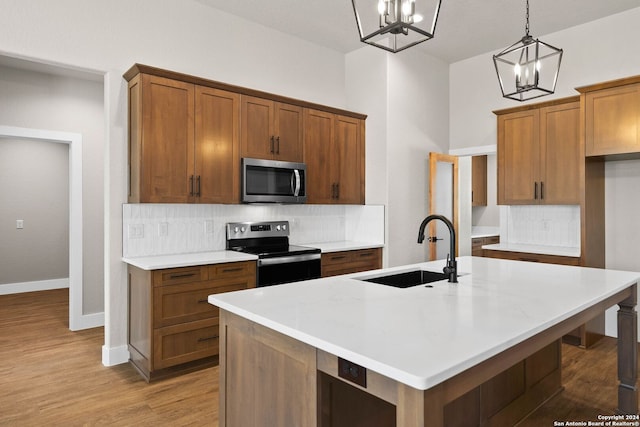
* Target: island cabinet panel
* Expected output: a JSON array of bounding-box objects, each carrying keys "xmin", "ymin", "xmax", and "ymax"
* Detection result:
[
  {"xmin": 321, "ymin": 248, "xmax": 382, "ymax": 277},
  {"xmin": 240, "ymin": 95, "xmax": 303, "ymax": 163},
  {"xmin": 128, "ymin": 72, "xmax": 240, "ymax": 204},
  {"xmin": 304, "ymin": 109, "xmax": 365, "ymax": 204},
  {"xmin": 583, "ymin": 82, "xmax": 640, "ymax": 157},
  {"xmin": 219, "ymin": 311, "xmax": 317, "ymax": 427},
  {"xmin": 496, "ymin": 97, "xmax": 581, "ymax": 205},
  {"xmin": 128, "ymin": 261, "xmax": 255, "ymax": 381}
]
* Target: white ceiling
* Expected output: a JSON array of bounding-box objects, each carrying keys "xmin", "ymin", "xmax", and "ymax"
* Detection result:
[{"xmin": 196, "ymin": 0, "xmax": 640, "ymax": 63}]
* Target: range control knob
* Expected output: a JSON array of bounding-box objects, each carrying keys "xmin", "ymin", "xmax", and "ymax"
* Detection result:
[
  {"xmin": 234, "ymin": 226, "xmax": 239, "ymax": 233},
  {"xmin": 282, "ymin": 224, "xmax": 287, "ymax": 231},
  {"xmin": 240, "ymin": 226, "xmax": 246, "ymax": 232},
  {"xmin": 276, "ymin": 225, "xmax": 281, "ymax": 231}
]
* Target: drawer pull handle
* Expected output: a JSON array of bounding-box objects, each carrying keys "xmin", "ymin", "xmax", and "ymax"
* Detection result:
[
  {"xmin": 168, "ymin": 272, "xmax": 197, "ymax": 279},
  {"xmin": 197, "ymin": 299, "xmax": 208, "ymax": 303},
  {"xmin": 358, "ymin": 253, "xmax": 373, "ymax": 257},
  {"xmin": 198, "ymin": 335, "xmax": 219, "ymax": 342},
  {"xmin": 331, "ymin": 256, "xmax": 346, "ymax": 261},
  {"xmin": 221, "ymin": 267, "xmax": 243, "ymax": 273}
]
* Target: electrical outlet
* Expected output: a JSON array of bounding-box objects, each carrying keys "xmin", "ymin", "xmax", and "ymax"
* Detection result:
[
  {"xmin": 16, "ymin": 219, "xmax": 24, "ymax": 229},
  {"xmin": 128, "ymin": 224, "xmax": 144, "ymax": 239},
  {"xmin": 158, "ymin": 222, "xmax": 168, "ymax": 237}
]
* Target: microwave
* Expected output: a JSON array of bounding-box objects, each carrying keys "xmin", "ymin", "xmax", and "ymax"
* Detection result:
[{"xmin": 241, "ymin": 158, "xmax": 307, "ymax": 203}]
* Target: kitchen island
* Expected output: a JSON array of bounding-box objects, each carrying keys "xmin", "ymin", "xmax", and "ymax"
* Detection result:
[{"xmin": 208, "ymin": 256, "xmax": 639, "ymax": 426}]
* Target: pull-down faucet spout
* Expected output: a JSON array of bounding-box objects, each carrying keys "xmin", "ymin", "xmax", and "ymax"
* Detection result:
[{"xmin": 417, "ymin": 215, "xmax": 457, "ymax": 283}]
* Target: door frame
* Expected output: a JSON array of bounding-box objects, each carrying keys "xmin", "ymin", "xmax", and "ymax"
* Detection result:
[
  {"xmin": 0, "ymin": 125, "xmax": 95, "ymax": 331},
  {"xmin": 428, "ymin": 152, "xmax": 459, "ymax": 261}
]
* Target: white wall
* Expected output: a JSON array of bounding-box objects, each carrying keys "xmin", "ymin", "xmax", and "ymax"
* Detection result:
[
  {"xmin": 347, "ymin": 47, "xmax": 450, "ymax": 268},
  {"xmin": 0, "ymin": 65, "xmax": 104, "ymax": 313},
  {"xmin": 450, "ymin": 7, "xmax": 640, "ymax": 337}
]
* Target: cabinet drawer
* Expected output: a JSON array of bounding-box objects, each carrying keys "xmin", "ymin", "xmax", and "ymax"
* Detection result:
[
  {"xmin": 153, "ymin": 318, "xmax": 219, "ymax": 369},
  {"xmin": 484, "ymin": 236, "xmax": 500, "ymax": 245},
  {"xmin": 153, "ymin": 266, "xmax": 208, "ymax": 287},
  {"xmin": 208, "ymin": 261, "xmax": 256, "ymax": 281},
  {"xmin": 321, "ymin": 248, "xmax": 382, "ymax": 277}
]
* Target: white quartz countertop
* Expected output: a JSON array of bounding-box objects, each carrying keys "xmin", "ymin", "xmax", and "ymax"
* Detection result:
[
  {"xmin": 302, "ymin": 241, "xmax": 384, "ymax": 252},
  {"xmin": 122, "ymin": 250, "xmax": 257, "ymax": 270},
  {"xmin": 209, "ymin": 256, "xmax": 640, "ymax": 390},
  {"xmin": 122, "ymin": 241, "xmax": 384, "ymax": 270},
  {"xmin": 483, "ymin": 243, "xmax": 581, "ymax": 258}
]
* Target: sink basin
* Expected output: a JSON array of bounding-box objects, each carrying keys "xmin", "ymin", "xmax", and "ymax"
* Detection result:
[{"xmin": 360, "ymin": 269, "xmax": 449, "ymax": 288}]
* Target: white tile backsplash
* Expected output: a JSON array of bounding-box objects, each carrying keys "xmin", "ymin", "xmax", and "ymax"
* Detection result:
[
  {"xmin": 122, "ymin": 204, "xmax": 385, "ymax": 258},
  {"xmin": 502, "ymin": 205, "xmax": 580, "ymax": 248}
]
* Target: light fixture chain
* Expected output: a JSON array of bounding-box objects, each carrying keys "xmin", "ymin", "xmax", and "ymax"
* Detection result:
[{"xmin": 525, "ymin": 0, "xmax": 530, "ymax": 36}]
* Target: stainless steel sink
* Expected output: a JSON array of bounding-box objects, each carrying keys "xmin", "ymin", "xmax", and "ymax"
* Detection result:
[{"xmin": 360, "ymin": 269, "xmax": 449, "ymax": 288}]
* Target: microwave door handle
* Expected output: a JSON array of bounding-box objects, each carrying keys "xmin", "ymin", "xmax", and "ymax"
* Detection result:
[{"xmin": 293, "ymin": 169, "xmax": 301, "ymax": 196}]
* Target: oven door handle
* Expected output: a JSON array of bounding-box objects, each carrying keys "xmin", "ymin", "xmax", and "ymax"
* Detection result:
[
  {"xmin": 258, "ymin": 253, "xmax": 320, "ymax": 266},
  {"xmin": 291, "ymin": 169, "xmax": 301, "ymax": 197}
]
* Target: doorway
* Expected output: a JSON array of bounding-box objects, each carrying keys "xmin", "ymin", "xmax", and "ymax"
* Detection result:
[
  {"xmin": 0, "ymin": 125, "xmax": 85, "ymax": 330},
  {"xmin": 427, "ymin": 152, "xmax": 459, "ymax": 261}
]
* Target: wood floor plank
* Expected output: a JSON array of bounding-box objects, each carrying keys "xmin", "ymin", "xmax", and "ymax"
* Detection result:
[{"xmin": 0, "ymin": 289, "xmax": 633, "ymax": 426}]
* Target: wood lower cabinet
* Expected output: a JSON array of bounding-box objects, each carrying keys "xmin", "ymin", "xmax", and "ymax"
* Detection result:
[
  {"xmin": 127, "ymin": 72, "xmax": 240, "ymax": 203},
  {"xmin": 321, "ymin": 248, "xmax": 382, "ymax": 277},
  {"xmin": 128, "ymin": 260, "xmax": 255, "ymax": 381},
  {"xmin": 578, "ymin": 77, "xmax": 640, "ymax": 158},
  {"xmin": 304, "ymin": 109, "xmax": 365, "ymax": 204},
  {"xmin": 240, "ymin": 95, "xmax": 303, "ymax": 162},
  {"xmin": 471, "ymin": 235, "xmax": 499, "ymax": 257},
  {"xmin": 484, "ymin": 249, "xmax": 580, "ymax": 266},
  {"xmin": 496, "ymin": 97, "xmax": 581, "ymax": 205}
]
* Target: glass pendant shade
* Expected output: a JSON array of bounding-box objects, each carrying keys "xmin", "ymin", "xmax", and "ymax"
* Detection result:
[
  {"xmin": 493, "ymin": 35, "xmax": 563, "ymax": 101},
  {"xmin": 351, "ymin": 0, "xmax": 442, "ymax": 53}
]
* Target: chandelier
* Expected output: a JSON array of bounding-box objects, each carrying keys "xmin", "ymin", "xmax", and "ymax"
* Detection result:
[
  {"xmin": 351, "ymin": 0, "xmax": 442, "ymax": 53},
  {"xmin": 492, "ymin": 0, "xmax": 563, "ymax": 102}
]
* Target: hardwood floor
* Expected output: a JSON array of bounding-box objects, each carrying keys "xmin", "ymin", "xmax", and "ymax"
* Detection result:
[{"xmin": 0, "ymin": 289, "xmax": 633, "ymax": 426}]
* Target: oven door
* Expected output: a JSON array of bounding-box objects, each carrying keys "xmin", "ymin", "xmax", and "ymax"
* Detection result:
[{"xmin": 257, "ymin": 253, "xmax": 321, "ymax": 287}]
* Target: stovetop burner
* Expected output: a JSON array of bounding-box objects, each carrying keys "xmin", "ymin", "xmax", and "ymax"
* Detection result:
[{"xmin": 226, "ymin": 221, "xmax": 320, "ymax": 258}]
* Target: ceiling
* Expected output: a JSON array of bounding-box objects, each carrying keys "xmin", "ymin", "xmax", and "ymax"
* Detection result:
[{"xmin": 196, "ymin": 0, "xmax": 640, "ymax": 63}]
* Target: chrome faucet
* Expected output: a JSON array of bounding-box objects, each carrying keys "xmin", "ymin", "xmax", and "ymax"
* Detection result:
[{"xmin": 417, "ymin": 215, "xmax": 458, "ymax": 283}]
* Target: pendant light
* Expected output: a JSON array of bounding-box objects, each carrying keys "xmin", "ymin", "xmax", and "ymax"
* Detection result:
[
  {"xmin": 493, "ymin": 0, "xmax": 563, "ymax": 102},
  {"xmin": 351, "ymin": 0, "xmax": 442, "ymax": 53}
]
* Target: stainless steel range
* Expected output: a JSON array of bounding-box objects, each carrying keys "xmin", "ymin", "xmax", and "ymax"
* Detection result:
[{"xmin": 226, "ymin": 221, "xmax": 321, "ymax": 287}]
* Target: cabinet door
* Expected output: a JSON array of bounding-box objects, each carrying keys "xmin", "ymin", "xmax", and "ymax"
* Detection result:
[
  {"xmin": 274, "ymin": 102, "xmax": 303, "ymax": 162},
  {"xmin": 334, "ymin": 115, "xmax": 364, "ymax": 204},
  {"xmin": 195, "ymin": 86, "xmax": 240, "ymax": 203},
  {"xmin": 471, "ymin": 155, "xmax": 487, "ymax": 206},
  {"xmin": 497, "ymin": 110, "xmax": 539, "ymax": 205},
  {"xmin": 539, "ymin": 102, "xmax": 581, "ymax": 204},
  {"xmin": 139, "ymin": 75, "xmax": 195, "ymax": 203},
  {"xmin": 241, "ymin": 95, "xmax": 275, "ymax": 159},
  {"xmin": 586, "ymin": 84, "xmax": 640, "ymax": 156},
  {"xmin": 304, "ymin": 109, "xmax": 335, "ymax": 204}
]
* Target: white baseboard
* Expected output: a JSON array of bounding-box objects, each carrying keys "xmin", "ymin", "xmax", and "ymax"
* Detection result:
[
  {"xmin": 70, "ymin": 311, "xmax": 105, "ymax": 331},
  {"xmin": 102, "ymin": 344, "xmax": 130, "ymax": 367},
  {"xmin": 0, "ymin": 278, "xmax": 69, "ymax": 295}
]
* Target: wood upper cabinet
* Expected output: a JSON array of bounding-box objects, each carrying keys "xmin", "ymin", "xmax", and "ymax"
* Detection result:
[
  {"xmin": 471, "ymin": 155, "xmax": 487, "ymax": 206},
  {"xmin": 129, "ymin": 74, "xmax": 195, "ymax": 203},
  {"xmin": 128, "ymin": 73, "xmax": 240, "ymax": 203},
  {"xmin": 304, "ymin": 109, "xmax": 365, "ymax": 204},
  {"xmin": 581, "ymin": 81, "xmax": 640, "ymax": 157},
  {"xmin": 240, "ymin": 95, "xmax": 303, "ymax": 162},
  {"xmin": 497, "ymin": 97, "xmax": 580, "ymax": 205}
]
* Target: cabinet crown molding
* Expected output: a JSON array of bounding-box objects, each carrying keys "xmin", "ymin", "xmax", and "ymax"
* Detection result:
[{"xmin": 124, "ymin": 63, "xmax": 367, "ymax": 120}]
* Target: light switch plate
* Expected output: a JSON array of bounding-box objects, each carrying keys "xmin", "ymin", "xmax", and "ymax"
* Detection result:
[{"xmin": 16, "ymin": 219, "xmax": 24, "ymax": 229}]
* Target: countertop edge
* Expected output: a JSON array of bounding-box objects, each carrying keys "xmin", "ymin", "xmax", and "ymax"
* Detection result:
[{"xmin": 122, "ymin": 251, "xmax": 258, "ymax": 270}]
